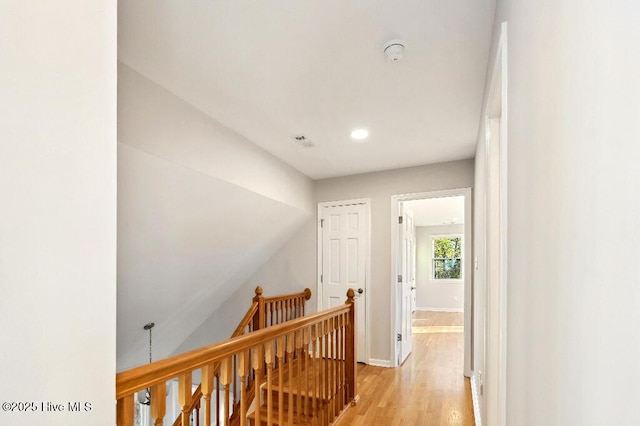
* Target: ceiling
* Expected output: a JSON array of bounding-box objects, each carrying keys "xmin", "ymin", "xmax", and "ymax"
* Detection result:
[
  {"xmin": 118, "ymin": 0, "xmax": 496, "ymax": 179},
  {"xmin": 404, "ymin": 196, "xmax": 465, "ymax": 227}
]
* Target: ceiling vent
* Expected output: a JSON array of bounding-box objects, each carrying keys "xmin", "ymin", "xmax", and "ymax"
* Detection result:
[{"xmin": 292, "ymin": 135, "xmax": 315, "ymax": 148}]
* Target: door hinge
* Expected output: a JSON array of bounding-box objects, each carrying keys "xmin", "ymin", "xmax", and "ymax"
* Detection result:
[
  {"xmin": 320, "ymin": 218, "xmax": 324, "ymax": 228},
  {"xmin": 397, "ymin": 333, "xmax": 402, "ymax": 342},
  {"xmin": 398, "ymin": 216, "xmax": 403, "ymax": 224},
  {"xmin": 398, "ymin": 274, "xmax": 402, "ymax": 283},
  {"xmin": 320, "ymin": 274, "xmax": 323, "ymax": 283}
]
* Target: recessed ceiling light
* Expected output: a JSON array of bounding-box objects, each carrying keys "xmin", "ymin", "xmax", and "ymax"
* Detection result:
[{"xmin": 351, "ymin": 129, "xmax": 369, "ymax": 140}]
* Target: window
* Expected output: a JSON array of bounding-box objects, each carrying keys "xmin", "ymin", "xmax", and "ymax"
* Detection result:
[{"xmin": 431, "ymin": 235, "xmax": 462, "ymax": 280}]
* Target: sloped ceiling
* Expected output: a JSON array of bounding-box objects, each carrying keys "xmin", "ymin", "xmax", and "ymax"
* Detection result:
[
  {"xmin": 116, "ymin": 66, "xmax": 313, "ymax": 370},
  {"xmin": 118, "ymin": 0, "xmax": 496, "ymax": 179},
  {"xmin": 117, "ymin": 143, "xmax": 309, "ymax": 369}
]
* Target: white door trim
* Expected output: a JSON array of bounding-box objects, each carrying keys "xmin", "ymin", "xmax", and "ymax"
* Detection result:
[
  {"xmin": 390, "ymin": 188, "xmax": 472, "ymax": 375},
  {"xmin": 317, "ymin": 198, "xmax": 371, "ymax": 364}
]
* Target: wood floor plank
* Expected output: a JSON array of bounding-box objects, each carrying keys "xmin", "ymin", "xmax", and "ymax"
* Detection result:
[{"xmin": 336, "ymin": 312, "xmax": 474, "ymax": 425}]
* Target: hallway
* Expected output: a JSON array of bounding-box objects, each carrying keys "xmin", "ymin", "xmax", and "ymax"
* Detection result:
[{"xmin": 337, "ymin": 311, "xmax": 474, "ymax": 425}]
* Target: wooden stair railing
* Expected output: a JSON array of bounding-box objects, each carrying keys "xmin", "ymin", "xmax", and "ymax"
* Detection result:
[
  {"xmin": 169, "ymin": 286, "xmax": 311, "ymax": 426},
  {"xmin": 116, "ymin": 288, "xmax": 357, "ymax": 426}
]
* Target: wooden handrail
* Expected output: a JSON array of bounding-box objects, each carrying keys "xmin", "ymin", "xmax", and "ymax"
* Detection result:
[
  {"xmin": 231, "ymin": 301, "xmax": 259, "ymax": 337},
  {"xmin": 117, "ymin": 303, "xmax": 350, "ymax": 398},
  {"xmin": 117, "ymin": 289, "xmax": 356, "ymax": 426},
  {"xmin": 262, "ymin": 287, "xmax": 311, "ymax": 303},
  {"xmin": 120, "ymin": 286, "xmax": 316, "ymax": 426}
]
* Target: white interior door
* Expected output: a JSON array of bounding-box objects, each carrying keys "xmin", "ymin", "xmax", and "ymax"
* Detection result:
[
  {"xmin": 320, "ymin": 202, "xmax": 368, "ymax": 363},
  {"xmin": 399, "ymin": 204, "xmax": 415, "ymax": 364}
]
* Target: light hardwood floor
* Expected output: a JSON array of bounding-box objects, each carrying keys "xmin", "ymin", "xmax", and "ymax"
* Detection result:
[{"xmin": 337, "ymin": 311, "xmax": 474, "ymax": 425}]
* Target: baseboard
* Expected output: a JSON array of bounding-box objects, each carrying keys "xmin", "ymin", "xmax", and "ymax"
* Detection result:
[
  {"xmin": 415, "ymin": 307, "xmax": 464, "ymax": 313},
  {"xmin": 368, "ymin": 358, "xmax": 392, "ymax": 368},
  {"xmin": 471, "ymin": 373, "xmax": 482, "ymax": 426}
]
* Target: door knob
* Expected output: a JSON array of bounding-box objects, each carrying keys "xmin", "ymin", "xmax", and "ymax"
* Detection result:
[
  {"xmin": 411, "ymin": 286, "xmax": 416, "ymax": 290},
  {"xmin": 357, "ymin": 288, "xmax": 364, "ymax": 294}
]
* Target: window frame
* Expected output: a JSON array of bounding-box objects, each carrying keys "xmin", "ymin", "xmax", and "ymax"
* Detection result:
[{"xmin": 429, "ymin": 233, "xmax": 464, "ymax": 282}]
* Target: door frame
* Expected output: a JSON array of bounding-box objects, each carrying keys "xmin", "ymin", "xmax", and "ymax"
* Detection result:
[
  {"xmin": 483, "ymin": 21, "xmax": 508, "ymax": 426},
  {"xmin": 317, "ymin": 198, "xmax": 371, "ymax": 364},
  {"xmin": 390, "ymin": 188, "xmax": 472, "ymax": 374}
]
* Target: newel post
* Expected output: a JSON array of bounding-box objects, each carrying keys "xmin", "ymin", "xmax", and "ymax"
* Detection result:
[
  {"xmin": 253, "ymin": 286, "xmax": 265, "ymax": 330},
  {"xmin": 345, "ymin": 288, "xmax": 357, "ymax": 405}
]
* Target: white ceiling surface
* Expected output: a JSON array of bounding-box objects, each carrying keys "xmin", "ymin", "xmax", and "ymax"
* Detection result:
[
  {"xmin": 117, "ymin": 143, "xmax": 309, "ymax": 370},
  {"xmin": 118, "ymin": 0, "xmax": 496, "ymax": 179},
  {"xmin": 404, "ymin": 196, "xmax": 465, "ymax": 227}
]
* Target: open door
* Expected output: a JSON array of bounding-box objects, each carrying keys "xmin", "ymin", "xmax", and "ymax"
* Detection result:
[{"xmin": 398, "ymin": 203, "xmax": 415, "ymax": 364}]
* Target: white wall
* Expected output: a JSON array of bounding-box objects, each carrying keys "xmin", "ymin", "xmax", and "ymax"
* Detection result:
[
  {"xmin": 415, "ymin": 225, "xmax": 465, "ymax": 311},
  {"xmin": 175, "ymin": 217, "xmax": 317, "ymax": 354},
  {"xmin": 0, "ymin": 1, "xmax": 117, "ymax": 425},
  {"xmin": 117, "ymin": 66, "xmax": 314, "ymax": 370},
  {"xmin": 118, "ymin": 64, "xmax": 313, "ymax": 212},
  {"xmin": 476, "ymin": 1, "xmax": 640, "ymax": 425},
  {"xmin": 315, "ymin": 161, "xmax": 474, "ymax": 362}
]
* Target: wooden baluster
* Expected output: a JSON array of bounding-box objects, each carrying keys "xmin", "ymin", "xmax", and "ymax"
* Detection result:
[
  {"xmin": 253, "ymin": 286, "xmax": 265, "ymax": 331},
  {"xmin": 150, "ymin": 382, "xmax": 166, "ymax": 426},
  {"xmin": 303, "ymin": 327, "xmax": 310, "ymax": 423},
  {"xmin": 202, "ymin": 364, "xmax": 214, "ymax": 426},
  {"xmin": 195, "ymin": 401, "xmax": 200, "ymax": 426},
  {"xmin": 233, "ymin": 354, "xmax": 238, "ymax": 412},
  {"xmin": 323, "ymin": 319, "xmax": 329, "ymax": 425},
  {"xmin": 269, "ymin": 302, "xmax": 274, "ymax": 327},
  {"xmin": 295, "ymin": 330, "xmax": 303, "ymax": 425},
  {"xmin": 265, "ymin": 341, "xmax": 274, "ymax": 426},
  {"xmin": 178, "ymin": 373, "xmax": 193, "ymax": 426},
  {"xmin": 215, "ymin": 372, "xmax": 220, "ymax": 426},
  {"xmin": 221, "ymin": 358, "xmax": 231, "ymax": 425},
  {"xmin": 238, "ymin": 350, "xmax": 248, "ymax": 426},
  {"xmin": 116, "ymin": 395, "xmax": 134, "ymax": 426},
  {"xmin": 311, "ymin": 324, "xmax": 318, "ymax": 424},
  {"xmin": 276, "ymin": 336, "xmax": 285, "ymax": 426},
  {"xmin": 283, "ymin": 299, "xmax": 287, "ymax": 322},
  {"xmin": 345, "ymin": 289, "xmax": 357, "ymax": 405},
  {"xmin": 286, "ymin": 332, "xmax": 295, "ymax": 424},
  {"xmin": 339, "ymin": 313, "xmax": 345, "ymax": 410},
  {"xmin": 329, "ymin": 317, "xmax": 335, "ymax": 421},
  {"xmin": 317, "ymin": 322, "xmax": 324, "ymax": 426},
  {"xmin": 335, "ymin": 316, "xmax": 340, "ymax": 418},
  {"xmin": 213, "ymin": 372, "xmax": 222, "ymax": 425},
  {"xmin": 336, "ymin": 314, "xmax": 342, "ymax": 411},
  {"xmin": 252, "ymin": 344, "xmax": 264, "ymax": 426}
]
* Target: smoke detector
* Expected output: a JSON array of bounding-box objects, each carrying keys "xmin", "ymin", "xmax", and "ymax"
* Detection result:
[
  {"xmin": 383, "ymin": 39, "xmax": 406, "ymax": 62},
  {"xmin": 292, "ymin": 135, "xmax": 315, "ymax": 148}
]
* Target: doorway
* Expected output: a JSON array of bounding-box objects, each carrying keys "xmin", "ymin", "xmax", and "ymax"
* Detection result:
[
  {"xmin": 391, "ymin": 189, "xmax": 472, "ymax": 375},
  {"xmin": 317, "ymin": 198, "xmax": 370, "ymax": 364}
]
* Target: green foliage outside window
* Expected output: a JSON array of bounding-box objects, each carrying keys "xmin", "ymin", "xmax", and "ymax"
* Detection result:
[{"xmin": 432, "ymin": 237, "xmax": 462, "ymax": 279}]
